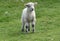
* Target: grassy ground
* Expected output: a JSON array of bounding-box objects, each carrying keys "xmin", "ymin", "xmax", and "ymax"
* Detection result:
[{"xmin": 0, "ymin": 0, "xmax": 60, "ymax": 41}]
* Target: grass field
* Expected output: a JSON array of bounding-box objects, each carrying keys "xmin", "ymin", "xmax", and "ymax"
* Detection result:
[{"xmin": 0, "ymin": 0, "xmax": 60, "ymax": 41}]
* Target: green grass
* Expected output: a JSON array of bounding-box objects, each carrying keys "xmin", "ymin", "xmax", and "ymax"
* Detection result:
[{"xmin": 0, "ymin": 0, "xmax": 60, "ymax": 41}]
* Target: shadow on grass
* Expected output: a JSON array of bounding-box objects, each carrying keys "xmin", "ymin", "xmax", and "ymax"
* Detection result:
[{"xmin": 8, "ymin": 30, "xmax": 37, "ymax": 37}]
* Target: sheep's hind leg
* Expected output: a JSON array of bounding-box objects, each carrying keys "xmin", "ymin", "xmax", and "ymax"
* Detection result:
[{"xmin": 21, "ymin": 23, "xmax": 25, "ymax": 32}]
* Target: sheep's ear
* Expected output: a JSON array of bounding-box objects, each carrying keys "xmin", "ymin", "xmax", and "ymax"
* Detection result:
[
  {"xmin": 25, "ymin": 4, "xmax": 29, "ymax": 7},
  {"xmin": 24, "ymin": 4, "xmax": 30, "ymax": 7},
  {"xmin": 34, "ymin": 2, "xmax": 37, "ymax": 5},
  {"xmin": 24, "ymin": 4, "xmax": 28, "ymax": 7}
]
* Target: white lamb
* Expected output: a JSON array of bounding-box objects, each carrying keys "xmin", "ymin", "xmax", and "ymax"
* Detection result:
[{"xmin": 21, "ymin": 2, "xmax": 37, "ymax": 32}]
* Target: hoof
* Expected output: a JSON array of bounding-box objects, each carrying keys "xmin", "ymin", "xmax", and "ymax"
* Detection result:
[
  {"xmin": 28, "ymin": 29, "xmax": 30, "ymax": 31},
  {"xmin": 32, "ymin": 29, "xmax": 34, "ymax": 33},
  {"xmin": 21, "ymin": 29, "xmax": 24, "ymax": 32},
  {"xmin": 26, "ymin": 30, "xmax": 28, "ymax": 32}
]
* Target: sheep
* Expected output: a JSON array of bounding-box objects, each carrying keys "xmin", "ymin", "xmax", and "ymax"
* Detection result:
[{"xmin": 21, "ymin": 2, "xmax": 37, "ymax": 33}]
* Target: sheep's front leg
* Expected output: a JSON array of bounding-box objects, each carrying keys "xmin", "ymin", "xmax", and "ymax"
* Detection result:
[
  {"xmin": 32, "ymin": 21, "xmax": 35, "ymax": 33},
  {"xmin": 28, "ymin": 23, "xmax": 30, "ymax": 31},
  {"xmin": 26, "ymin": 22, "xmax": 30, "ymax": 32}
]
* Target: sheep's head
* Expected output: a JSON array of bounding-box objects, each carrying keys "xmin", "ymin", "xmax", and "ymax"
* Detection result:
[{"xmin": 25, "ymin": 2, "xmax": 37, "ymax": 12}]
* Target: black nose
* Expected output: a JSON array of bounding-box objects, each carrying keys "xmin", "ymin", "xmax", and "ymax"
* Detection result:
[
  {"xmin": 32, "ymin": 9, "xmax": 33, "ymax": 11},
  {"xmin": 31, "ymin": 9, "xmax": 33, "ymax": 11}
]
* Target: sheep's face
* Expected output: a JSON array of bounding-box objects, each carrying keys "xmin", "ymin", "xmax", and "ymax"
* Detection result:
[{"xmin": 25, "ymin": 2, "xmax": 37, "ymax": 12}]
